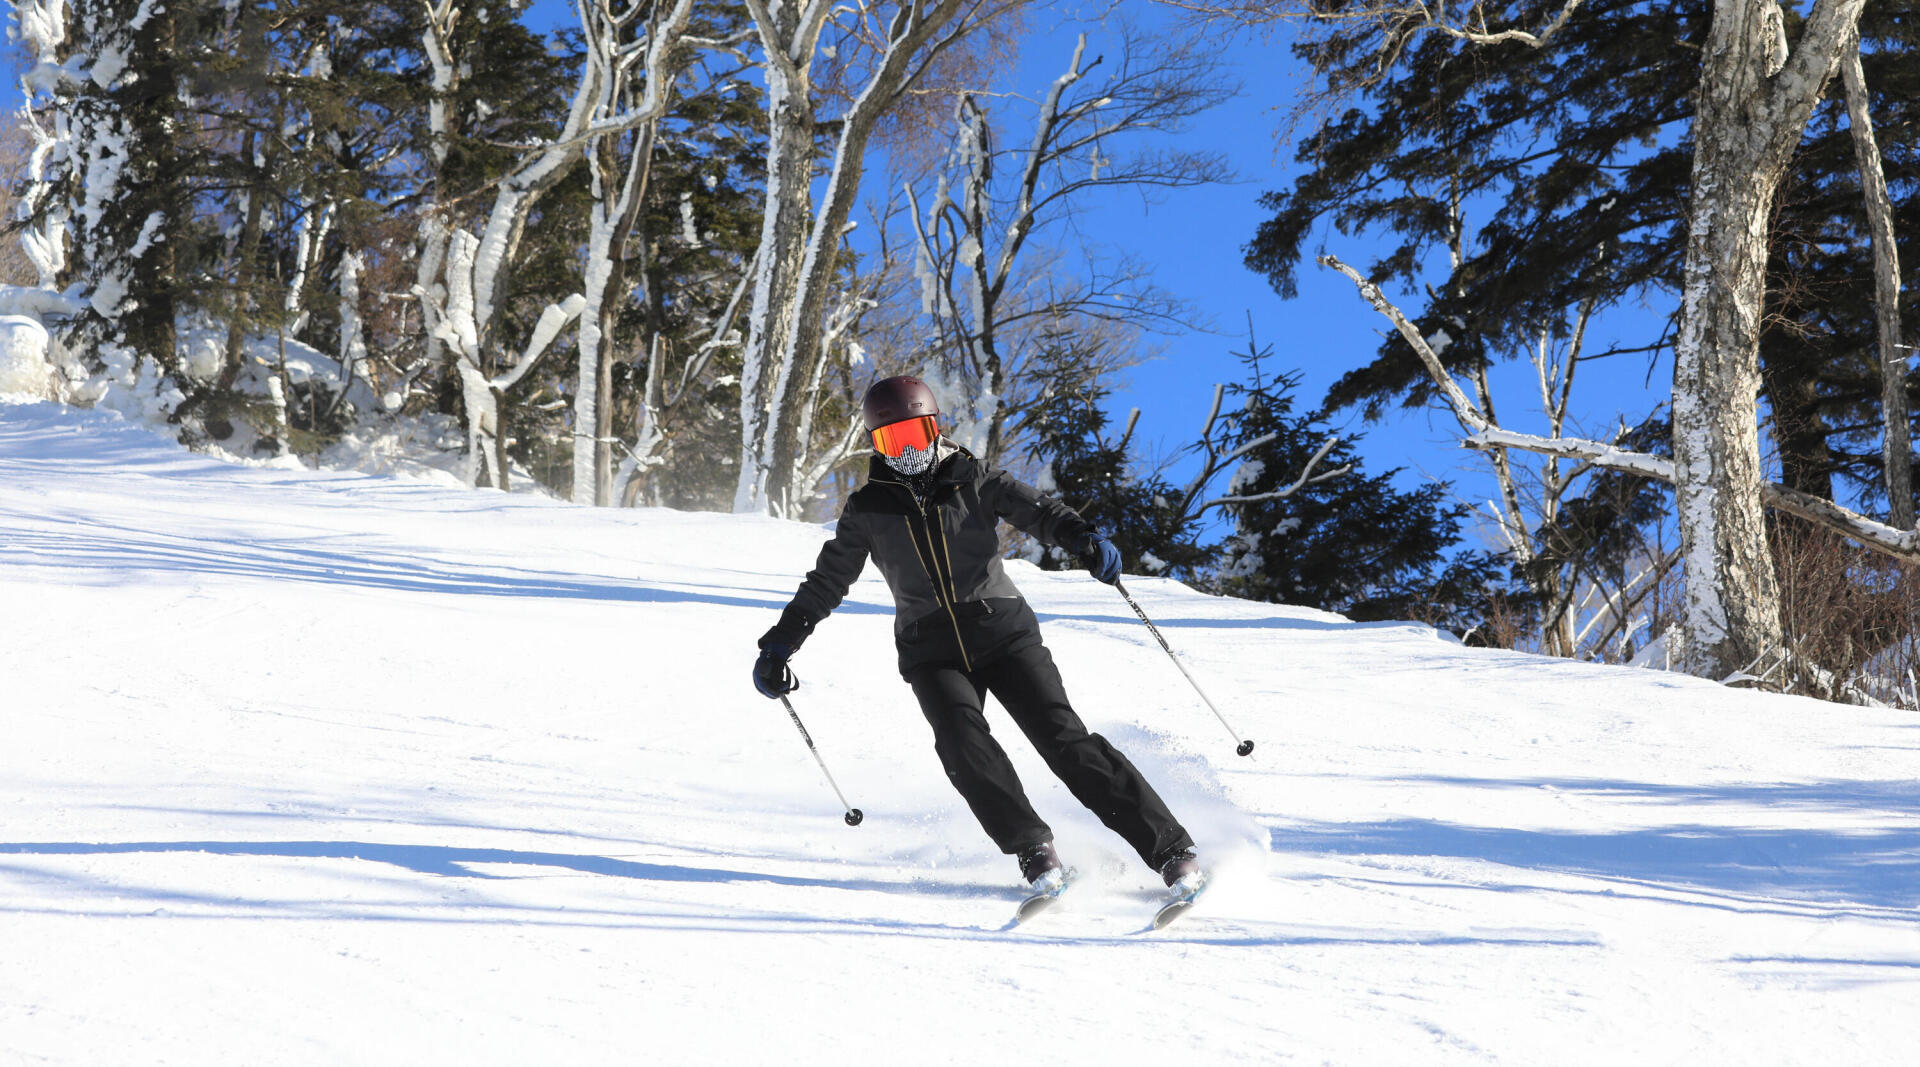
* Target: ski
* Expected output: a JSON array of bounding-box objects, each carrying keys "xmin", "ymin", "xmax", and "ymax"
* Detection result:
[
  {"xmin": 1150, "ymin": 872, "xmax": 1208, "ymax": 930},
  {"xmin": 1012, "ymin": 868, "xmax": 1074, "ymax": 925}
]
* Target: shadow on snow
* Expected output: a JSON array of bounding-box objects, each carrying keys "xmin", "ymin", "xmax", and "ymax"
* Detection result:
[
  {"xmin": 0, "ymin": 838, "xmax": 978, "ymax": 896},
  {"xmin": 1267, "ymin": 775, "xmax": 1920, "ymax": 915},
  {"xmin": 0, "ymin": 521, "xmax": 891, "ymax": 616}
]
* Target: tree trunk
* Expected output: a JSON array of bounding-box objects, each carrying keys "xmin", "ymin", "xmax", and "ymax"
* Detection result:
[
  {"xmin": 1670, "ymin": 0, "xmax": 1866, "ymax": 679},
  {"xmin": 575, "ymin": 121, "xmax": 656, "ymax": 507},
  {"xmin": 733, "ymin": 52, "xmax": 817, "ymax": 515},
  {"xmin": 1839, "ymin": 43, "xmax": 1912, "ymax": 529},
  {"xmin": 127, "ymin": 2, "xmax": 179, "ymax": 379},
  {"xmin": 218, "ymin": 131, "xmax": 265, "ymax": 394}
]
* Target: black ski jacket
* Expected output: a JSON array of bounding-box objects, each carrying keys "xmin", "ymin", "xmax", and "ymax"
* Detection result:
[{"xmin": 764, "ymin": 447, "xmax": 1096, "ymax": 675}]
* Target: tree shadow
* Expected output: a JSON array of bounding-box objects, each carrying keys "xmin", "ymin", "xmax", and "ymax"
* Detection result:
[
  {"xmin": 1267, "ymin": 776, "xmax": 1920, "ymax": 914},
  {"xmin": 0, "ymin": 839, "xmax": 988, "ymax": 899},
  {"xmin": 0, "ymin": 521, "xmax": 891, "ymax": 615}
]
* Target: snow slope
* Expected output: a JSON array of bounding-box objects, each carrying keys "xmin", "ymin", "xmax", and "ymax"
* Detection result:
[{"xmin": 3, "ymin": 400, "xmax": 1917, "ymax": 1065}]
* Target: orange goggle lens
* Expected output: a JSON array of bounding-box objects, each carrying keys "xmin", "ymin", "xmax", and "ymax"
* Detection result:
[{"xmin": 870, "ymin": 415, "xmax": 939, "ymax": 457}]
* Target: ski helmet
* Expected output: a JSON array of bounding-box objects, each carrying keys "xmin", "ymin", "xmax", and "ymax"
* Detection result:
[{"xmin": 862, "ymin": 376, "xmax": 939, "ymax": 431}]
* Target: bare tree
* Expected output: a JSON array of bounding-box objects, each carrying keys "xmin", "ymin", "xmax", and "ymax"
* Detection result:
[
  {"xmin": 1318, "ymin": 254, "xmax": 1918, "ymax": 620},
  {"xmin": 1162, "ymin": 0, "xmax": 1588, "ymax": 47},
  {"xmin": 414, "ymin": 0, "xmax": 653, "ymax": 490},
  {"xmin": 905, "ymin": 28, "xmax": 1230, "ymax": 468}
]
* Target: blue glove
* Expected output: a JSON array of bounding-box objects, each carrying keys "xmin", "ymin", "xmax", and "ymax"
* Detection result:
[
  {"xmin": 753, "ymin": 644, "xmax": 797, "ymax": 699},
  {"xmin": 1082, "ymin": 535, "xmax": 1122, "ymax": 584}
]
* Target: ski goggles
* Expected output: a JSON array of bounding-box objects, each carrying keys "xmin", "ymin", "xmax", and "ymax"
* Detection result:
[{"xmin": 870, "ymin": 414, "xmax": 939, "ymax": 458}]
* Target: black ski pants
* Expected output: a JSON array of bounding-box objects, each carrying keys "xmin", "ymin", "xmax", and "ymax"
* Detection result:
[{"xmin": 905, "ymin": 642, "xmax": 1193, "ymax": 869}]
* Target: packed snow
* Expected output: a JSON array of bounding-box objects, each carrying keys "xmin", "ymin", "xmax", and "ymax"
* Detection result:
[{"xmin": 2, "ymin": 400, "xmax": 1916, "ymax": 1064}]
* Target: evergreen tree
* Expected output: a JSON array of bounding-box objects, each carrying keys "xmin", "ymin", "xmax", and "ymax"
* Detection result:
[
  {"xmin": 1021, "ymin": 332, "xmax": 1213, "ymax": 582},
  {"xmin": 1208, "ymin": 346, "xmax": 1506, "ymax": 635},
  {"xmin": 59, "ymin": 0, "xmax": 220, "ymax": 394}
]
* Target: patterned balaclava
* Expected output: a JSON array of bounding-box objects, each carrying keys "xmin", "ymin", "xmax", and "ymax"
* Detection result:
[{"xmin": 883, "ymin": 438, "xmax": 940, "ymax": 477}]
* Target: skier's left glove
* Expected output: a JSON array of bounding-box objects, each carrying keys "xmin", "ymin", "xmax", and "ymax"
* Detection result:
[
  {"xmin": 753, "ymin": 644, "xmax": 798, "ymax": 699},
  {"xmin": 1080, "ymin": 534, "xmax": 1122, "ymax": 585}
]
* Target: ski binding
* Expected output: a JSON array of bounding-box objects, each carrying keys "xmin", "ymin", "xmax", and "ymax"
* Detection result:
[
  {"xmin": 1013, "ymin": 867, "xmax": 1072, "ymax": 925},
  {"xmin": 1150, "ymin": 871, "xmax": 1208, "ymax": 930}
]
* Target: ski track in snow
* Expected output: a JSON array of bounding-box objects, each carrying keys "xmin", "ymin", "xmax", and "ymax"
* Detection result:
[{"xmin": 2, "ymin": 400, "xmax": 1917, "ymax": 1065}]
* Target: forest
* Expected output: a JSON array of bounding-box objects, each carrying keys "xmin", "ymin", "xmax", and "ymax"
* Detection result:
[{"xmin": 3, "ymin": 0, "xmax": 1915, "ymax": 707}]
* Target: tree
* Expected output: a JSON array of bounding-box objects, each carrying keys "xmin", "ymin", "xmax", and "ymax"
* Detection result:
[
  {"xmin": 906, "ymin": 27, "xmax": 1230, "ymax": 468},
  {"xmin": 42, "ymin": 0, "xmax": 214, "ymax": 411},
  {"xmin": 1019, "ymin": 329, "xmax": 1216, "ymax": 581},
  {"xmin": 568, "ymin": 0, "xmax": 703, "ymax": 505},
  {"xmin": 613, "ymin": 44, "xmax": 770, "ymax": 510},
  {"xmin": 1838, "ymin": 32, "xmax": 1911, "ymax": 530},
  {"xmin": 1203, "ymin": 334, "xmax": 1504, "ymax": 632},
  {"xmin": 1208, "ymin": 0, "xmax": 1904, "ymax": 678},
  {"xmin": 1667, "ymin": 0, "xmax": 1866, "ymax": 678},
  {"xmin": 732, "ymin": 0, "xmax": 1016, "ymax": 517}
]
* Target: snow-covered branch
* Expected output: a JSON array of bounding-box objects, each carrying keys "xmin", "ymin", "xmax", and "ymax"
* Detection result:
[
  {"xmin": 1319, "ymin": 252, "xmax": 1920, "ymax": 562},
  {"xmin": 1318, "ymin": 254, "xmax": 1489, "ymax": 432},
  {"xmin": 1160, "ymin": 0, "xmax": 1586, "ymax": 48}
]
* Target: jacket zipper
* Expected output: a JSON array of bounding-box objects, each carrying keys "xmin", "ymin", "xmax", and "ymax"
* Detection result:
[
  {"xmin": 875, "ymin": 473, "xmax": 976, "ymax": 670},
  {"xmin": 899, "ymin": 502, "xmax": 972, "ymax": 672}
]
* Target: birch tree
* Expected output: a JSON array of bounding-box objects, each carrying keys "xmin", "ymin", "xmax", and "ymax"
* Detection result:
[
  {"xmin": 417, "ymin": 1, "xmax": 601, "ymax": 489},
  {"xmin": 1668, "ymin": 0, "xmax": 1867, "ymax": 678},
  {"xmin": 570, "ymin": 0, "xmax": 700, "ymax": 505},
  {"xmin": 1318, "ymin": 252, "xmax": 1920, "ymax": 658},
  {"xmin": 733, "ymin": 0, "xmax": 1013, "ymax": 517}
]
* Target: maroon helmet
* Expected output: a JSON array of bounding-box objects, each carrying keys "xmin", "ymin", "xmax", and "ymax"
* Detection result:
[{"xmin": 861, "ymin": 376, "xmax": 939, "ymax": 431}]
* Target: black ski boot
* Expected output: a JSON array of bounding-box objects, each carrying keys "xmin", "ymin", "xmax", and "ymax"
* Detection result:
[
  {"xmin": 1156, "ymin": 847, "xmax": 1202, "ymax": 890},
  {"xmin": 1018, "ymin": 841, "xmax": 1064, "ymax": 891}
]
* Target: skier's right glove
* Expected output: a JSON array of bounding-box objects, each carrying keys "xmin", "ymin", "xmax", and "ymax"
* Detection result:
[{"xmin": 753, "ymin": 644, "xmax": 798, "ymax": 699}]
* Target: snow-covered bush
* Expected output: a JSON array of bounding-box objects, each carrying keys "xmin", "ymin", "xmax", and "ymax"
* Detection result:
[{"xmin": 0, "ymin": 315, "xmax": 53, "ymax": 397}]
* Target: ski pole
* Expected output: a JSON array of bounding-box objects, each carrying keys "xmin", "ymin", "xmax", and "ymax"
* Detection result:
[
  {"xmin": 778, "ymin": 693, "xmax": 865, "ymax": 825},
  {"xmin": 1113, "ymin": 577, "xmax": 1255, "ymax": 757}
]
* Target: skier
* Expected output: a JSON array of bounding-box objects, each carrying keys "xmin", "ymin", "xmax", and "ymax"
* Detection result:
[{"xmin": 751, "ymin": 375, "xmax": 1202, "ymax": 901}]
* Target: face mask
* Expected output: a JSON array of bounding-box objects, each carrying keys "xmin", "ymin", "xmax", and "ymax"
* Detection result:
[{"xmin": 884, "ymin": 440, "xmax": 938, "ymax": 476}]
